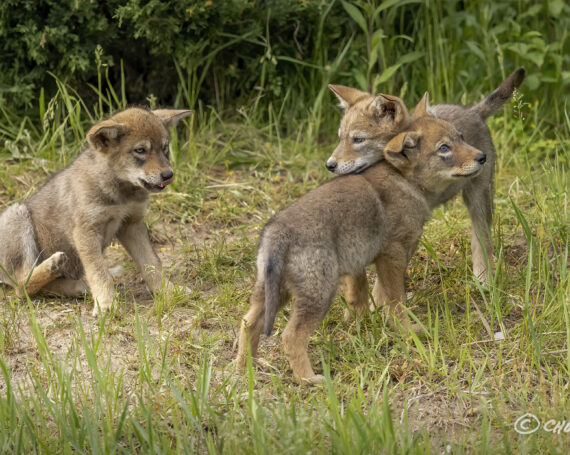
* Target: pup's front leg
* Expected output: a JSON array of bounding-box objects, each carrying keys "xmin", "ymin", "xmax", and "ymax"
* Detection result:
[
  {"xmin": 373, "ymin": 251, "xmax": 410, "ymax": 332},
  {"xmin": 73, "ymin": 228, "xmax": 115, "ymax": 316},
  {"xmin": 463, "ymin": 182, "xmax": 494, "ymax": 285},
  {"xmin": 117, "ymin": 221, "xmax": 173, "ymax": 294}
]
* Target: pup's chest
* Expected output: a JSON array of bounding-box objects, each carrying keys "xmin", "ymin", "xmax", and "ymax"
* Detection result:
[{"xmin": 101, "ymin": 202, "xmax": 149, "ymax": 247}]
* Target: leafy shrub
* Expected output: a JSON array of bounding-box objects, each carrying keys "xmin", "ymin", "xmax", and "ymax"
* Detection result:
[{"xmin": 0, "ymin": 0, "xmax": 568, "ymax": 130}]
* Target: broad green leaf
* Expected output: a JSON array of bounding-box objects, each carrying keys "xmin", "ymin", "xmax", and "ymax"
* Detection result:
[
  {"xmin": 375, "ymin": 0, "xmax": 423, "ymax": 16},
  {"xmin": 549, "ymin": 0, "xmax": 564, "ymax": 16},
  {"xmin": 367, "ymin": 45, "xmax": 380, "ymax": 73},
  {"xmin": 397, "ymin": 50, "xmax": 424, "ymax": 65},
  {"xmin": 525, "ymin": 51, "xmax": 545, "ymax": 67},
  {"xmin": 375, "ymin": 63, "xmax": 401, "ymax": 85},
  {"xmin": 505, "ymin": 42, "xmax": 529, "ymax": 57},
  {"xmin": 371, "ymin": 28, "xmax": 385, "ymax": 49},
  {"xmin": 525, "ymin": 74, "xmax": 540, "ymax": 90},
  {"xmin": 465, "ymin": 41, "xmax": 486, "ymax": 62},
  {"xmin": 341, "ymin": 1, "xmax": 368, "ymax": 35},
  {"xmin": 352, "ymin": 69, "xmax": 368, "ymax": 91},
  {"xmin": 519, "ymin": 4, "xmax": 543, "ymax": 20}
]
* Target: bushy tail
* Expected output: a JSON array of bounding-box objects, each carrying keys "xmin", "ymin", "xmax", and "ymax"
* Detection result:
[
  {"xmin": 263, "ymin": 237, "xmax": 288, "ymax": 337},
  {"xmin": 473, "ymin": 67, "xmax": 526, "ymax": 120}
]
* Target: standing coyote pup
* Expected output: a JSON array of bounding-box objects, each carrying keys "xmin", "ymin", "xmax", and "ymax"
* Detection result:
[
  {"xmin": 237, "ymin": 95, "xmax": 486, "ymax": 384},
  {"xmin": 327, "ymin": 68, "xmax": 525, "ymax": 285},
  {"xmin": 0, "ymin": 107, "xmax": 192, "ymax": 315}
]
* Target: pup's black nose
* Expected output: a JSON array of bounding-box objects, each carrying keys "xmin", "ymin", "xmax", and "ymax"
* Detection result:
[
  {"xmin": 326, "ymin": 161, "xmax": 337, "ymax": 172},
  {"xmin": 161, "ymin": 170, "xmax": 174, "ymax": 181},
  {"xmin": 475, "ymin": 153, "xmax": 486, "ymax": 165}
]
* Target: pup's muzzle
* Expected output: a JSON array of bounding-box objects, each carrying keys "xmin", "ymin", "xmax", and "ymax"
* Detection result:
[{"xmin": 141, "ymin": 169, "xmax": 174, "ymax": 192}]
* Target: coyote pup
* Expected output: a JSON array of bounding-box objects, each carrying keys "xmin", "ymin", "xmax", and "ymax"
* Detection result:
[
  {"xmin": 327, "ymin": 68, "xmax": 525, "ymax": 284},
  {"xmin": 0, "ymin": 107, "xmax": 192, "ymax": 315},
  {"xmin": 237, "ymin": 95, "xmax": 486, "ymax": 384}
]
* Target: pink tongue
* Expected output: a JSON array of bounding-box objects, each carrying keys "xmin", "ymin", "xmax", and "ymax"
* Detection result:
[{"xmin": 159, "ymin": 177, "xmax": 174, "ymax": 188}]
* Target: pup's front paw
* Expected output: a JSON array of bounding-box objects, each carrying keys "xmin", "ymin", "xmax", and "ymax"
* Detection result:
[
  {"xmin": 90, "ymin": 292, "xmax": 114, "ymax": 317},
  {"xmin": 474, "ymin": 269, "xmax": 489, "ymax": 289}
]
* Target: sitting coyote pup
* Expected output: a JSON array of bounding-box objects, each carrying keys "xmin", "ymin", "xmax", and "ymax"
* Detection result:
[
  {"xmin": 0, "ymin": 107, "xmax": 191, "ymax": 315},
  {"xmin": 327, "ymin": 68, "xmax": 525, "ymax": 286},
  {"xmin": 237, "ymin": 95, "xmax": 486, "ymax": 384}
]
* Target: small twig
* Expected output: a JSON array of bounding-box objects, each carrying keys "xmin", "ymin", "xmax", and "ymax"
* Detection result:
[
  {"xmin": 292, "ymin": 21, "xmax": 303, "ymax": 56},
  {"xmin": 462, "ymin": 338, "xmax": 500, "ymax": 347},
  {"xmin": 460, "ymin": 390, "xmax": 491, "ymax": 396},
  {"xmin": 544, "ymin": 349, "xmax": 568, "ymax": 355}
]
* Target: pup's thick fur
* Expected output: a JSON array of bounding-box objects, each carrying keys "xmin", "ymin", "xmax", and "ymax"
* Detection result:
[
  {"xmin": 328, "ymin": 68, "xmax": 525, "ymax": 285},
  {"xmin": 0, "ymin": 107, "xmax": 191, "ymax": 315},
  {"xmin": 236, "ymin": 98, "xmax": 486, "ymax": 384}
]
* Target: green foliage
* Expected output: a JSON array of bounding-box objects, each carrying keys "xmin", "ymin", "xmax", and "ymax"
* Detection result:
[
  {"xmin": 0, "ymin": 0, "xmax": 119, "ymax": 107},
  {"xmin": 1, "ymin": 0, "xmax": 568, "ymax": 131}
]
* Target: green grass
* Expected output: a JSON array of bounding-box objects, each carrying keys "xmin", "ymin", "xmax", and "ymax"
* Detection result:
[{"xmin": 0, "ymin": 71, "xmax": 568, "ymax": 454}]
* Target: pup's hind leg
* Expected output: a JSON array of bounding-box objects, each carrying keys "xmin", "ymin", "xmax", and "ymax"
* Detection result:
[
  {"xmin": 16, "ymin": 252, "xmax": 68, "ymax": 297},
  {"xmin": 341, "ymin": 273, "xmax": 369, "ymax": 322},
  {"xmin": 0, "ymin": 203, "xmax": 66, "ymax": 296},
  {"xmin": 236, "ymin": 281, "xmax": 266, "ymax": 371},
  {"xmin": 463, "ymin": 181, "xmax": 493, "ymax": 285},
  {"xmin": 43, "ymin": 278, "xmax": 88, "ymax": 297},
  {"xmin": 282, "ymin": 291, "xmax": 334, "ymax": 385}
]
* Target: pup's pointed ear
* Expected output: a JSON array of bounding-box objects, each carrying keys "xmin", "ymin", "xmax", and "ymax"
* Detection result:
[
  {"xmin": 152, "ymin": 109, "xmax": 193, "ymax": 128},
  {"xmin": 383, "ymin": 131, "xmax": 422, "ymax": 169},
  {"xmin": 370, "ymin": 93, "xmax": 410, "ymax": 124},
  {"xmin": 328, "ymin": 84, "xmax": 369, "ymax": 109},
  {"xmin": 87, "ymin": 120, "xmax": 127, "ymax": 151},
  {"xmin": 413, "ymin": 92, "xmax": 431, "ymax": 119}
]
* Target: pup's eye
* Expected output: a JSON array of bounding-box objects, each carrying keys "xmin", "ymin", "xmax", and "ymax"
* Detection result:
[
  {"xmin": 459, "ymin": 133, "xmax": 465, "ymax": 140},
  {"xmin": 438, "ymin": 144, "xmax": 450, "ymax": 153},
  {"xmin": 353, "ymin": 137, "xmax": 365, "ymax": 144},
  {"xmin": 134, "ymin": 147, "xmax": 146, "ymax": 154}
]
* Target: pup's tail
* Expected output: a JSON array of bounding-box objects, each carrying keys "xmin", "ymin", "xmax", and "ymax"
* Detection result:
[
  {"xmin": 263, "ymin": 234, "xmax": 288, "ymax": 337},
  {"xmin": 473, "ymin": 67, "xmax": 526, "ymax": 120}
]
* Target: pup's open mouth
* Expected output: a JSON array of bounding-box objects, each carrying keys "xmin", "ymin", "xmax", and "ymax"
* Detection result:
[
  {"xmin": 140, "ymin": 177, "xmax": 174, "ymax": 192},
  {"xmin": 453, "ymin": 167, "xmax": 482, "ymax": 178},
  {"xmin": 353, "ymin": 163, "xmax": 369, "ymax": 174}
]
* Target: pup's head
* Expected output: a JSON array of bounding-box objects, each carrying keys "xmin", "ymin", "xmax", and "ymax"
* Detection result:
[
  {"xmin": 86, "ymin": 108, "xmax": 192, "ymax": 193},
  {"xmin": 384, "ymin": 93, "xmax": 487, "ymax": 191},
  {"xmin": 326, "ymin": 84, "xmax": 410, "ymax": 175}
]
